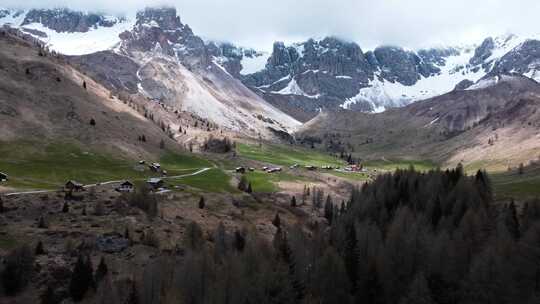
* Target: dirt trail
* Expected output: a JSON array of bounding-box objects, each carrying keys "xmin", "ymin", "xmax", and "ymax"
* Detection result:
[{"xmin": 2, "ymin": 167, "xmax": 211, "ymax": 197}]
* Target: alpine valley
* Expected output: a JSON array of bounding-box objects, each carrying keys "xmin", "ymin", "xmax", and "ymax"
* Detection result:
[{"xmin": 1, "ymin": 4, "xmax": 540, "ymax": 304}]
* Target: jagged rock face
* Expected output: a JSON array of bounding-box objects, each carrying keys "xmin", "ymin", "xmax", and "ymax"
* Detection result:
[
  {"xmin": 373, "ymin": 47, "xmax": 421, "ymax": 85},
  {"xmin": 21, "ymin": 9, "xmax": 118, "ymax": 33},
  {"xmin": 469, "ymin": 37, "xmax": 495, "ymax": 66},
  {"xmin": 69, "ymin": 51, "xmax": 140, "ymax": 94},
  {"xmin": 119, "ymin": 7, "xmax": 209, "ymax": 68},
  {"xmin": 454, "ymin": 79, "xmax": 474, "ymax": 91},
  {"xmin": 418, "ymin": 48, "xmax": 460, "ymax": 66},
  {"xmin": 242, "ymin": 37, "xmax": 373, "ymax": 98},
  {"xmin": 206, "ymin": 42, "xmax": 245, "ymax": 77},
  {"xmin": 491, "ymin": 40, "xmax": 540, "ymax": 75},
  {"xmin": 235, "ymin": 37, "xmax": 462, "ymax": 120}
]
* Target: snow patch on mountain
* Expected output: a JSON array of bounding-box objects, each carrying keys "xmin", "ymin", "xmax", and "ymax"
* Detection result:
[
  {"xmin": 342, "ymin": 46, "xmax": 485, "ymax": 111},
  {"xmin": 524, "ymin": 69, "xmax": 540, "ymax": 82},
  {"xmin": 274, "ymin": 78, "xmax": 320, "ymax": 99},
  {"xmin": 0, "ymin": 9, "xmax": 135, "ymax": 55},
  {"xmin": 466, "ymin": 75, "xmax": 523, "ymax": 90},
  {"xmin": 240, "ymin": 52, "xmax": 269, "ymax": 75}
]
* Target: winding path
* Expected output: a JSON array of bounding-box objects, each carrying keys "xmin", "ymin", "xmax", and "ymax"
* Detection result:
[{"xmin": 3, "ymin": 167, "xmax": 212, "ymax": 197}]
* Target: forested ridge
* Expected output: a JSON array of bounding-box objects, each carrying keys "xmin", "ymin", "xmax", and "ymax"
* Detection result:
[
  {"xmin": 113, "ymin": 166, "xmax": 540, "ymax": 304},
  {"xmin": 3, "ymin": 167, "xmax": 540, "ymax": 303}
]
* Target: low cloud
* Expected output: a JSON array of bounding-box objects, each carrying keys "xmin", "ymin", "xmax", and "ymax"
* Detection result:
[{"xmin": 2, "ymin": 0, "xmax": 539, "ymax": 50}]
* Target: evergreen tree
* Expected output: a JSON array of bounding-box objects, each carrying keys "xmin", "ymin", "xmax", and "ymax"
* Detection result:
[
  {"xmin": 324, "ymin": 195, "xmax": 334, "ymax": 225},
  {"xmin": 344, "ymin": 224, "xmax": 359, "ymax": 292},
  {"xmin": 1, "ymin": 245, "xmax": 35, "ymax": 295},
  {"xmin": 38, "ymin": 216, "xmax": 48, "ymax": 228},
  {"xmin": 184, "ymin": 221, "xmax": 204, "ymax": 251},
  {"xmin": 62, "ymin": 201, "xmax": 69, "ymax": 213},
  {"xmin": 95, "ymin": 257, "xmax": 108, "ymax": 284},
  {"xmin": 291, "ymin": 196, "xmax": 297, "ymax": 207},
  {"xmin": 40, "ymin": 285, "xmax": 58, "ymax": 304},
  {"xmin": 124, "ymin": 227, "xmax": 130, "ymax": 241},
  {"xmin": 125, "ymin": 281, "xmax": 139, "ymax": 304},
  {"xmin": 198, "ymin": 196, "xmax": 205, "ymax": 209},
  {"xmin": 82, "ymin": 81, "xmax": 87, "ymax": 90},
  {"xmin": 505, "ymin": 200, "xmax": 520, "ymax": 239},
  {"xmin": 90, "ymin": 118, "xmax": 96, "ymax": 126},
  {"xmin": 69, "ymin": 255, "xmax": 94, "ymax": 301},
  {"xmin": 399, "ymin": 273, "xmax": 435, "ymax": 304},
  {"xmin": 246, "ymin": 182, "xmax": 253, "ymax": 193},
  {"xmin": 272, "ymin": 213, "xmax": 281, "ymax": 228},
  {"xmin": 233, "ymin": 229, "xmax": 246, "ymax": 252},
  {"xmin": 35, "ymin": 240, "xmax": 45, "ymax": 255},
  {"xmin": 340, "ymin": 200, "xmax": 346, "ymax": 215}
]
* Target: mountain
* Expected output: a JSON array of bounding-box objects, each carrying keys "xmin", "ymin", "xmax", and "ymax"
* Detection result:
[
  {"xmin": 298, "ymin": 74, "xmax": 540, "ymax": 170},
  {"xmin": 214, "ymin": 34, "xmax": 540, "ymax": 121},
  {"xmin": 0, "ymin": 29, "xmax": 178, "ymax": 159},
  {"xmin": 0, "ymin": 7, "xmax": 301, "ymax": 137}
]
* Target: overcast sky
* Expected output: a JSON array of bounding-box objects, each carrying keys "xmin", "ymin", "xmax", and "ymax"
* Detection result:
[{"xmin": 2, "ymin": 0, "xmax": 539, "ymax": 50}]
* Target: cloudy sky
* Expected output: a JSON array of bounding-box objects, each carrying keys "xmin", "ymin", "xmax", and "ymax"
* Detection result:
[{"xmin": 2, "ymin": 0, "xmax": 539, "ymax": 50}]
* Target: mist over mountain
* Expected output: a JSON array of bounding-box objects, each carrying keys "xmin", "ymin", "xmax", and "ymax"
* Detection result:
[{"xmin": 3, "ymin": 6, "xmax": 540, "ymax": 122}]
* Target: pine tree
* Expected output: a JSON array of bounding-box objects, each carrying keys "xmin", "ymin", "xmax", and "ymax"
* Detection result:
[
  {"xmin": 233, "ymin": 229, "xmax": 245, "ymax": 252},
  {"xmin": 95, "ymin": 257, "xmax": 108, "ymax": 284},
  {"xmin": 1, "ymin": 245, "xmax": 35, "ymax": 295},
  {"xmin": 291, "ymin": 196, "xmax": 297, "ymax": 207},
  {"xmin": 35, "ymin": 241, "xmax": 45, "ymax": 255},
  {"xmin": 125, "ymin": 281, "xmax": 139, "ymax": 304},
  {"xmin": 82, "ymin": 81, "xmax": 87, "ymax": 90},
  {"xmin": 38, "ymin": 216, "xmax": 48, "ymax": 229},
  {"xmin": 324, "ymin": 195, "xmax": 334, "ymax": 225},
  {"xmin": 198, "ymin": 196, "xmax": 205, "ymax": 209},
  {"xmin": 505, "ymin": 200, "xmax": 520, "ymax": 239},
  {"xmin": 62, "ymin": 201, "xmax": 69, "ymax": 213},
  {"xmin": 246, "ymin": 182, "xmax": 253, "ymax": 193},
  {"xmin": 273, "ymin": 227, "xmax": 304, "ymax": 301},
  {"xmin": 69, "ymin": 255, "xmax": 94, "ymax": 301},
  {"xmin": 90, "ymin": 118, "xmax": 96, "ymax": 126},
  {"xmin": 272, "ymin": 213, "xmax": 281, "ymax": 228},
  {"xmin": 184, "ymin": 221, "xmax": 204, "ymax": 251},
  {"xmin": 399, "ymin": 272, "xmax": 435, "ymax": 304},
  {"xmin": 339, "ymin": 200, "xmax": 346, "ymax": 215},
  {"xmin": 344, "ymin": 224, "xmax": 359, "ymax": 292},
  {"xmin": 431, "ymin": 196, "xmax": 442, "ymax": 228},
  {"xmin": 40, "ymin": 285, "xmax": 58, "ymax": 304},
  {"xmin": 124, "ymin": 227, "xmax": 130, "ymax": 241}
]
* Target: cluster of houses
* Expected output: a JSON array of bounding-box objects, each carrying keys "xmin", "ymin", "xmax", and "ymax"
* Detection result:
[
  {"xmin": 0, "ymin": 172, "xmax": 8, "ymax": 182},
  {"xmin": 344, "ymin": 164, "xmax": 367, "ymax": 172},
  {"xmin": 235, "ymin": 166, "xmax": 282, "ymax": 174},
  {"xmin": 62, "ymin": 177, "xmax": 165, "ymax": 194},
  {"xmin": 141, "ymin": 161, "xmax": 167, "ymax": 176}
]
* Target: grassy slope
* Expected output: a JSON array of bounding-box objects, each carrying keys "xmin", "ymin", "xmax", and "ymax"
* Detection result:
[
  {"xmin": 0, "ymin": 141, "xmax": 223, "ymax": 191},
  {"xmin": 491, "ymin": 164, "xmax": 540, "ymax": 201},
  {"xmin": 237, "ymin": 143, "xmax": 344, "ymax": 167},
  {"xmin": 168, "ymin": 168, "xmax": 236, "ymax": 193},
  {"xmin": 244, "ymin": 171, "xmax": 309, "ymax": 193},
  {"xmin": 327, "ymin": 171, "xmax": 371, "ymax": 181},
  {"xmin": 363, "ymin": 159, "xmax": 438, "ymax": 172}
]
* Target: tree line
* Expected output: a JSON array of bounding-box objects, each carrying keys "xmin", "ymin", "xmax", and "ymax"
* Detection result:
[
  {"xmin": 100, "ymin": 166, "xmax": 540, "ymax": 303},
  {"xmin": 2, "ymin": 166, "xmax": 540, "ymax": 303}
]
